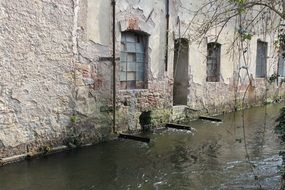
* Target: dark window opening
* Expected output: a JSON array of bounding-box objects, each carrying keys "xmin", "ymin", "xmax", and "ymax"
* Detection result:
[
  {"xmin": 279, "ymin": 52, "xmax": 285, "ymax": 77},
  {"xmin": 120, "ymin": 32, "xmax": 148, "ymax": 89},
  {"xmin": 207, "ymin": 42, "xmax": 221, "ymax": 82},
  {"xmin": 256, "ymin": 40, "xmax": 268, "ymax": 78}
]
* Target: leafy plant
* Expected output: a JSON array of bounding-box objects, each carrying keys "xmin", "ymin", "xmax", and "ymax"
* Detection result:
[
  {"xmin": 275, "ymin": 107, "xmax": 285, "ymax": 141},
  {"xmin": 268, "ymin": 73, "xmax": 278, "ymax": 84},
  {"xmin": 237, "ymin": 28, "xmax": 253, "ymax": 41},
  {"xmin": 70, "ymin": 115, "xmax": 77, "ymax": 124},
  {"xmin": 279, "ymin": 33, "xmax": 285, "ymax": 52}
]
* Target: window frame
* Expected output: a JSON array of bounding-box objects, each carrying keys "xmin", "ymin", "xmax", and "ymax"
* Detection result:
[
  {"xmin": 255, "ymin": 40, "xmax": 268, "ymax": 78},
  {"xmin": 119, "ymin": 31, "xmax": 149, "ymax": 90},
  {"xmin": 206, "ymin": 42, "xmax": 221, "ymax": 82}
]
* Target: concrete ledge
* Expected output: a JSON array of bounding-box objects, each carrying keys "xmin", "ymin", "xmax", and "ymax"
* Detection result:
[
  {"xmin": 0, "ymin": 145, "xmax": 69, "ymax": 166},
  {"xmin": 0, "ymin": 154, "xmax": 27, "ymax": 166}
]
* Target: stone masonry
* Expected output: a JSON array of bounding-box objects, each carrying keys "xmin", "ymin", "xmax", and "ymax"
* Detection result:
[{"xmin": 0, "ymin": 0, "xmax": 284, "ymax": 159}]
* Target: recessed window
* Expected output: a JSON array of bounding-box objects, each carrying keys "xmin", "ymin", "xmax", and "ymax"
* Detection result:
[
  {"xmin": 279, "ymin": 52, "xmax": 285, "ymax": 77},
  {"xmin": 256, "ymin": 40, "xmax": 268, "ymax": 78},
  {"xmin": 173, "ymin": 38, "xmax": 189, "ymax": 105},
  {"xmin": 206, "ymin": 42, "xmax": 221, "ymax": 82},
  {"xmin": 120, "ymin": 32, "xmax": 148, "ymax": 89}
]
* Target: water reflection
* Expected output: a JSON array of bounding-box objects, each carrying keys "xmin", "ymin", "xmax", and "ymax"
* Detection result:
[{"xmin": 0, "ymin": 104, "xmax": 284, "ymax": 190}]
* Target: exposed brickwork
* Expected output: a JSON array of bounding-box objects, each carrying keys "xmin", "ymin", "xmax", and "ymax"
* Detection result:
[{"xmin": 0, "ymin": 0, "xmax": 285, "ymax": 160}]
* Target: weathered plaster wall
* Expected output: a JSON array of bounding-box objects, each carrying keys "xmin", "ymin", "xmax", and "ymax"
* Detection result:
[
  {"xmin": 0, "ymin": 0, "xmax": 172, "ymax": 159},
  {"xmin": 171, "ymin": 0, "xmax": 285, "ymax": 116},
  {"xmin": 86, "ymin": 0, "xmax": 111, "ymax": 46},
  {"xmin": 76, "ymin": 0, "xmax": 173, "ymax": 133},
  {"xmin": 0, "ymin": 0, "xmax": 75, "ymax": 157},
  {"xmin": 115, "ymin": 0, "xmax": 172, "ymax": 131},
  {"xmin": 0, "ymin": 0, "xmax": 284, "ymax": 160}
]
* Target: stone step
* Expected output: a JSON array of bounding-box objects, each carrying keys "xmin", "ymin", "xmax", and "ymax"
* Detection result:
[
  {"xmin": 172, "ymin": 105, "xmax": 187, "ymax": 116},
  {"xmin": 171, "ymin": 105, "xmax": 187, "ymax": 121}
]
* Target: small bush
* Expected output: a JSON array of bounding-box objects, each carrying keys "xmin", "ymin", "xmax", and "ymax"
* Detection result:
[{"xmin": 275, "ymin": 107, "xmax": 285, "ymax": 141}]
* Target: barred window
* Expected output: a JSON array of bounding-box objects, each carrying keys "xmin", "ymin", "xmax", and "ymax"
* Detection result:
[
  {"xmin": 120, "ymin": 32, "xmax": 148, "ymax": 89},
  {"xmin": 207, "ymin": 42, "xmax": 221, "ymax": 82}
]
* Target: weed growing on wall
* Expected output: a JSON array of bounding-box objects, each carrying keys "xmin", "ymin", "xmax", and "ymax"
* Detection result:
[{"xmin": 275, "ymin": 107, "xmax": 285, "ymax": 141}]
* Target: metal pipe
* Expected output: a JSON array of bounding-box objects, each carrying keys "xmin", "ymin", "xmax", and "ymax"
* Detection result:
[
  {"xmin": 112, "ymin": 0, "xmax": 116, "ymax": 133},
  {"xmin": 165, "ymin": 0, "xmax": 170, "ymax": 71}
]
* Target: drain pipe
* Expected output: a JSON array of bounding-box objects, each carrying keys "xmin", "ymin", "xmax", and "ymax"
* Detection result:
[
  {"xmin": 165, "ymin": 0, "xmax": 170, "ymax": 71},
  {"xmin": 112, "ymin": 0, "xmax": 116, "ymax": 133}
]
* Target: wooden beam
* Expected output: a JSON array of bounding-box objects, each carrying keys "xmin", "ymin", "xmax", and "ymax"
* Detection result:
[
  {"xmin": 118, "ymin": 134, "xmax": 150, "ymax": 143},
  {"xmin": 166, "ymin": 123, "xmax": 192, "ymax": 131},
  {"xmin": 199, "ymin": 116, "xmax": 222, "ymax": 122}
]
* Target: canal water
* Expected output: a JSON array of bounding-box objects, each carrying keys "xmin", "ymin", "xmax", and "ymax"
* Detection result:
[{"xmin": 0, "ymin": 104, "xmax": 284, "ymax": 190}]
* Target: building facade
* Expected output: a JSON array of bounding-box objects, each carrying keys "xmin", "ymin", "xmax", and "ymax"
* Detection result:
[{"xmin": 0, "ymin": 0, "xmax": 284, "ymax": 159}]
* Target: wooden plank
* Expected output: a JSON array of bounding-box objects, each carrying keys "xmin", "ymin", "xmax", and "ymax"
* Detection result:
[
  {"xmin": 166, "ymin": 123, "xmax": 192, "ymax": 131},
  {"xmin": 118, "ymin": 134, "xmax": 150, "ymax": 143},
  {"xmin": 199, "ymin": 116, "xmax": 222, "ymax": 122}
]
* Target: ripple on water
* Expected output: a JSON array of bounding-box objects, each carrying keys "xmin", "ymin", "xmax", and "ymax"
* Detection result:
[
  {"xmin": 0, "ymin": 104, "xmax": 284, "ymax": 190},
  {"xmin": 221, "ymin": 154, "xmax": 283, "ymax": 189}
]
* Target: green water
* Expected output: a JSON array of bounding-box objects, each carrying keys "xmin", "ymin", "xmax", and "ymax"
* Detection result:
[{"xmin": 0, "ymin": 104, "xmax": 284, "ymax": 190}]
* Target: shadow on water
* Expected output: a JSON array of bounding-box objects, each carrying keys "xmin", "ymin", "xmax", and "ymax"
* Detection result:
[{"xmin": 0, "ymin": 103, "xmax": 285, "ymax": 190}]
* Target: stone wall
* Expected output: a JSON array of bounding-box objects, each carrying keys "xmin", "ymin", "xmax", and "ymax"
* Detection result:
[
  {"xmin": 171, "ymin": 0, "xmax": 285, "ymax": 118},
  {"xmin": 0, "ymin": 0, "xmax": 76, "ymax": 157},
  {"xmin": 0, "ymin": 0, "xmax": 285, "ymax": 160},
  {"xmin": 75, "ymin": 0, "xmax": 173, "ymax": 133}
]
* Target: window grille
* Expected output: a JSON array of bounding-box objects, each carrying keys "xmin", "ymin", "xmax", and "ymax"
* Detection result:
[{"xmin": 120, "ymin": 32, "xmax": 147, "ymax": 89}]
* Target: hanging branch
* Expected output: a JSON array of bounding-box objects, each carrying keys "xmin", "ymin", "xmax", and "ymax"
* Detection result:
[{"xmin": 181, "ymin": 0, "xmax": 285, "ymax": 188}]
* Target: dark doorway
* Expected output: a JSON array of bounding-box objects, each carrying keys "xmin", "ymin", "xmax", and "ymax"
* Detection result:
[{"xmin": 173, "ymin": 38, "xmax": 189, "ymax": 106}]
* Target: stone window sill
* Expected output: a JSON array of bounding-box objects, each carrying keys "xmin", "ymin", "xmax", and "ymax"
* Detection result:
[{"xmin": 118, "ymin": 89, "xmax": 148, "ymax": 93}]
